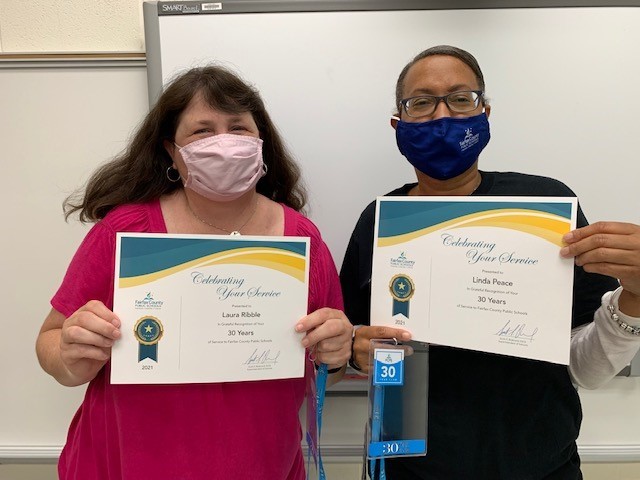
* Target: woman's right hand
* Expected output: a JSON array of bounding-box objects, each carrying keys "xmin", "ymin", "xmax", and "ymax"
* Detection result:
[
  {"xmin": 37, "ymin": 301, "xmax": 121, "ymax": 386},
  {"xmin": 59, "ymin": 300, "xmax": 121, "ymax": 384}
]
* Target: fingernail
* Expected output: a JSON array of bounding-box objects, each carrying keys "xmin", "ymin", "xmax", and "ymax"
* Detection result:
[
  {"xmin": 295, "ymin": 323, "xmax": 303, "ymax": 332},
  {"xmin": 112, "ymin": 317, "xmax": 121, "ymax": 328},
  {"xmin": 559, "ymin": 247, "xmax": 570, "ymax": 257},
  {"xmin": 301, "ymin": 338, "xmax": 309, "ymax": 347},
  {"xmin": 563, "ymin": 232, "xmax": 574, "ymax": 242},
  {"xmin": 401, "ymin": 332, "xmax": 411, "ymax": 340}
]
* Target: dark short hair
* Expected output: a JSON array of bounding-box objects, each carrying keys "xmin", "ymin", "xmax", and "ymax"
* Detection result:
[
  {"xmin": 395, "ymin": 45, "xmax": 486, "ymax": 113},
  {"xmin": 65, "ymin": 65, "xmax": 306, "ymax": 221}
]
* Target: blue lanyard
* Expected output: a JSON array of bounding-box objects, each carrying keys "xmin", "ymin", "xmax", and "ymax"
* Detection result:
[
  {"xmin": 306, "ymin": 363, "xmax": 328, "ymax": 480},
  {"xmin": 369, "ymin": 384, "xmax": 386, "ymax": 480}
]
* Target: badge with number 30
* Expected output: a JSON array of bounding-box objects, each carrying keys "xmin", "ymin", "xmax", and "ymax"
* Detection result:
[{"xmin": 373, "ymin": 348, "xmax": 404, "ymax": 386}]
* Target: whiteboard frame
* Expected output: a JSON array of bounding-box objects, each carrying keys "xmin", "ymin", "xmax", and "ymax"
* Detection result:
[{"xmin": 143, "ymin": 0, "xmax": 640, "ymax": 104}]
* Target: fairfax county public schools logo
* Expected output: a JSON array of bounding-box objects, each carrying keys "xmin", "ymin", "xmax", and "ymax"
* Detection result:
[
  {"xmin": 134, "ymin": 292, "xmax": 164, "ymax": 310},
  {"xmin": 390, "ymin": 251, "xmax": 415, "ymax": 269},
  {"xmin": 459, "ymin": 127, "xmax": 480, "ymax": 152}
]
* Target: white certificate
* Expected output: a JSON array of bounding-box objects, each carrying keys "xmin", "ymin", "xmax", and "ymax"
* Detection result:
[
  {"xmin": 111, "ymin": 233, "xmax": 309, "ymax": 384},
  {"xmin": 371, "ymin": 197, "xmax": 577, "ymax": 365}
]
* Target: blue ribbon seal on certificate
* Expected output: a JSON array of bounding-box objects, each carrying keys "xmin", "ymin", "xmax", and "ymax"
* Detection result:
[
  {"xmin": 134, "ymin": 316, "xmax": 164, "ymax": 362},
  {"xmin": 389, "ymin": 274, "xmax": 415, "ymax": 318}
]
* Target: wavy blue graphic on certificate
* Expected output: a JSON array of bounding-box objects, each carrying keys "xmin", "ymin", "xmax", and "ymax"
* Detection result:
[
  {"xmin": 119, "ymin": 237, "xmax": 308, "ymax": 287},
  {"xmin": 377, "ymin": 201, "xmax": 574, "ymax": 248}
]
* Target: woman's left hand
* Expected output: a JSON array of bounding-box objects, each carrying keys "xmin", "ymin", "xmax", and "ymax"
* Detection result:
[
  {"xmin": 295, "ymin": 308, "xmax": 353, "ymax": 369},
  {"xmin": 561, "ymin": 221, "xmax": 640, "ymax": 315}
]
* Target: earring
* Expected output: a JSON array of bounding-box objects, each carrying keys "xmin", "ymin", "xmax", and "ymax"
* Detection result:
[
  {"xmin": 166, "ymin": 166, "xmax": 181, "ymax": 183},
  {"xmin": 262, "ymin": 163, "xmax": 268, "ymax": 175}
]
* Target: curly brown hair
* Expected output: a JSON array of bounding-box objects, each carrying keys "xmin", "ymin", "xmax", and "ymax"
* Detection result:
[{"xmin": 64, "ymin": 65, "xmax": 307, "ymax": 222}]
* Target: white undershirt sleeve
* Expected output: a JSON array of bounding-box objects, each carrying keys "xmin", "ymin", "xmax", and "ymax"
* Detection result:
[{"xmin": 569, "ymin": 288, "xmax": 640, "ymax": 390}]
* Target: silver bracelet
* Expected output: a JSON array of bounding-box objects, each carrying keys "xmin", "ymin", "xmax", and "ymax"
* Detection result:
[{"xmin": 607, "ymin": 291, "xmax": 640, "ymax": 336}]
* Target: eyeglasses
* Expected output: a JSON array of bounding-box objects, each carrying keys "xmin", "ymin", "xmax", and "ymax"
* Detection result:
[{"xmin": 399, "ymin": 90, "xmax": 484, "ymax": 118}]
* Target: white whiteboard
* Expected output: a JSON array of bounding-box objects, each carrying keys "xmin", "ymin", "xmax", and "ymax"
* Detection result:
[
  {"xmin": 143, "ymin": 1, "xmax": 640, "ymax": 458},
  {"xmin": 146, "ymin": 4, "xmax": 640, "ymax": 268}
]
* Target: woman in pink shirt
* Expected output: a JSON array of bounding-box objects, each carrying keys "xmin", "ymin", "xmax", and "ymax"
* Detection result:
[{"xmin": 36, "ymin": 65, "xmax": 352, "ymax": 480}]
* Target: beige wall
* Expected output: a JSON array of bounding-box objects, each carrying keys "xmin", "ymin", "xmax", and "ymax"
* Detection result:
[{"xmin": 0, "ymin": 0, "xmax": 146, "ymax": 53}]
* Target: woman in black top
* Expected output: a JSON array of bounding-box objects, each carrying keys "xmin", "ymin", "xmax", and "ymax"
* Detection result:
[{"xmin": 340, "ymin": 45, "xmax": 640, "ymax": 480}]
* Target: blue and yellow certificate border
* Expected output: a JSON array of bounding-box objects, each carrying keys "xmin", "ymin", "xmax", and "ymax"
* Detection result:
[
  {"xmin": 376, "ymin": 196, "xmax": 577, "ymax": 248},
  {"xmin": 116, "ymin": 234, "xmax": 310, "ymax": 289}
]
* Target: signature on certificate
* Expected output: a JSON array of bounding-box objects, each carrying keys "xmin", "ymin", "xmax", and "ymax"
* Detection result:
[
  {"xmin": 243, "ymin": 348, "xmax": 281, "ymax": 365},
  {"xmin": 494, "ymin": 320, "xmax": 539, "ymax": 341}
]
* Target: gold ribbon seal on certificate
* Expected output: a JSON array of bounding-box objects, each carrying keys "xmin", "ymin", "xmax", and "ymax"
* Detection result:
[
  {"xmin": 389, "ymin": 273, "xmax": 415, "ymax": 318},
  {"xmin": 134, "ymin": 316, "xmax": 164, "ymax": 362}
]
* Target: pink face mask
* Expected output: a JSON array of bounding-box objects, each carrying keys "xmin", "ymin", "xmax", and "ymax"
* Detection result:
[{"xmin": 176, "ymin": 134, "xmax": 266, "ymax": 202}]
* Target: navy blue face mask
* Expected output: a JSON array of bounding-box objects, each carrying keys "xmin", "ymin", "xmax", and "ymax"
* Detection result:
[{"xmin": 395, "ymin": 112, "xmax": 491, "ymax": 180}]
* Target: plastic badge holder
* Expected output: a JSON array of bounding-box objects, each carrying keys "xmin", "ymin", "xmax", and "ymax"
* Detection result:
[{"xmin": 367, "ymin": 339, "xmax": 429, "ymax": 463}]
